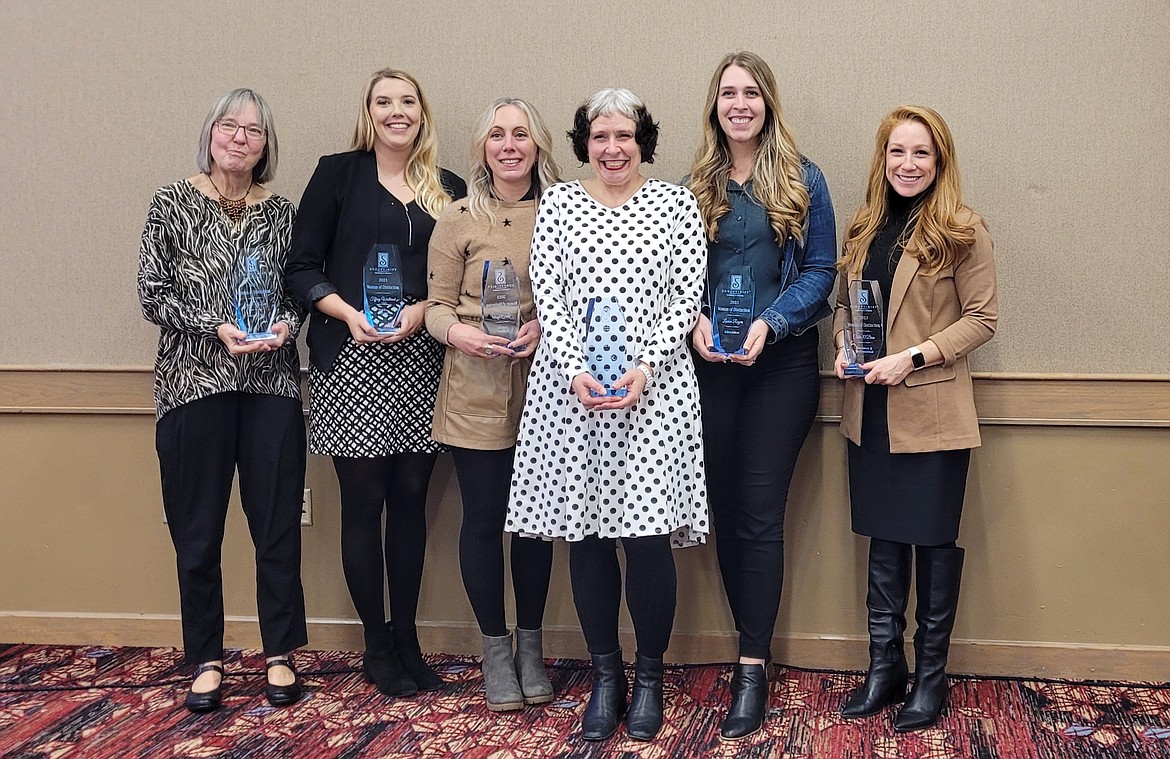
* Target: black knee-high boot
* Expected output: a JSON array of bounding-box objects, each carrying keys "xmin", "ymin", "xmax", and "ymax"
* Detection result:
[
  {"xmin": 895, "ymin": 545, "xmax": 964, "ymax": 732},
  {"xmin": 842, "ymin": 539, "xmax": 912, "ymax": 718}
]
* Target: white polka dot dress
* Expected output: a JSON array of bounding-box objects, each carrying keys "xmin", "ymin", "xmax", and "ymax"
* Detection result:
[{"xmin": 506, "ymin": 179, "xmax": 710, "ymax": 547}]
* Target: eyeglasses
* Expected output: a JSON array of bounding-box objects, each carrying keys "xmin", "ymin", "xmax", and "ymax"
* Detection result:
[{"xmin": 215, "ymin": 119, "xmax": 266, "ymax": 141}]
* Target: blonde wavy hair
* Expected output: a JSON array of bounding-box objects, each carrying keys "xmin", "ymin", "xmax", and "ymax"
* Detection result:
[
  {"xmin": 466, "ymin": 97, "xmax": 561, "ymax": 222},
  {"xmin": 688, "ymin": 51, "xmax": 809, "ymax": 244},
  {"xmin": 351, "ymin": 68, "xmax": 452, "ymax": 219},
  {"xmin": 838, "ymin": 105, "xmax": 976, "ymax": 276}
]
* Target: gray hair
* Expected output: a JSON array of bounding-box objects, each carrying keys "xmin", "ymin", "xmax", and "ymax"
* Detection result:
[
  {"xmin": 585, "ymin": 88, "xmax": 645, "ymax": 123},
  {"xmin": 195, "ymin": 88, "xmax": 278, "ymax": 184}
]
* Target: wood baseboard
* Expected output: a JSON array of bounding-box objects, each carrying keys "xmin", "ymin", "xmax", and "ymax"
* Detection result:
[{"xmin": 4, "ymin": 612, "xmax": 1166, "ymax": 682}]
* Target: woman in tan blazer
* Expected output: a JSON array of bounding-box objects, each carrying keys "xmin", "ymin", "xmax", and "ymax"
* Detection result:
[{"xmin": 832, "ymin": 105, "xmax": 997, "ymax": 732}]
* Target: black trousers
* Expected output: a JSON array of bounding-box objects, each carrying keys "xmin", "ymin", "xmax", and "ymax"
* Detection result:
[
  {"xmin": 451, "ymin": 447, "xmax": 553, "ymax": 637},
  {"xmin": 693, "ymin": 331, "xmax": 819, "ymax": 659},
  {"xmin": 569, "ymin": 535, "xmax": 677, "ymax": 658},
  {"xmin": 156, "ymin": 392, "xmax": 308, "ymax": 665}
]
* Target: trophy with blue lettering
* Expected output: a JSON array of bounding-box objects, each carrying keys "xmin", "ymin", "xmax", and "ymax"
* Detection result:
[
  {"xmin": 363, "ymin": 244, "xmax": 405, "ymax": 335},
  {"xmin": 584, "ymin": 296, "xmax": 630, "ymax": 397},
  {"xmin": 481, "ymin": 258, "xmax": 521, "ymax": 341},
  {"xmin": 232, "ymin": 249, "xmax": 278, "ymax": 341},
  {"xmin": 712, "ymin": 266, "xmax": 755, "ymax": 355},
  {"xmin": 843, "ymin": 279, "xmax": 885, "ymax": 377}
]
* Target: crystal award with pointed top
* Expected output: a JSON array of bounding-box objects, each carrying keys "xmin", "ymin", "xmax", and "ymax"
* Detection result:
[
  {"xmin": 363, "ymin": 244, "xmax": 405, "ymax": 334},
  {"xmin": 233, "ymin": 250, "xmax": 278, "ymax": 342},
  {"xmin": 843, "ymin": 279, "xmax": 885, "ymax": 377},
  {"xmin": 584, "ymin": 296, "xmax": 630, "ymax": 398},
  {"xmin": 712, "ymin": 265, "xmax": 755, "ymax": 355},
  {"xmin": 481, "ymin": 258, "xmax": 521, "ymax": 341}
]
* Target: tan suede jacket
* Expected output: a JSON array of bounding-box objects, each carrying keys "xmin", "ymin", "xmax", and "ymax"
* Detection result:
[{"xmin": 833, "ymin": 210, "xmax": 998, "ymax": 453}]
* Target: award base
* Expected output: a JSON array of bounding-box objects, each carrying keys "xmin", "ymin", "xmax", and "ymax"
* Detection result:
[
  {"xmin": 243, "ymin": 331, "xmax": 278, "ymax": 343},
  {"xmin": 589, "ymin": 387, "xmax": 629, "ymax": 398},
  {"xmin": 844, "ymin": 363, "xmax": 868, "ymax": 377}
]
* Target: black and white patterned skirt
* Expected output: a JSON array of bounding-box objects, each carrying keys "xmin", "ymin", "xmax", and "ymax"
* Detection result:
[{"xmin": 307, "ymin": 331, "xmax": 446, "ymax": 457}]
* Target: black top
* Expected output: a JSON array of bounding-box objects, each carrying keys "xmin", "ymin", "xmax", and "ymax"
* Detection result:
[
  {"xmin": 862, "ymin": 190, "xmax": 921, "ymax": 331},
  {"xmin": 285, "ymin": 150, "xmax": 466, "ymax": 371}
]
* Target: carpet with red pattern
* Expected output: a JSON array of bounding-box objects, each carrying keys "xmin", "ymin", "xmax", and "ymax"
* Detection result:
[{"xmin": 1, "ymin": 644, "xmax": 1168, "ymax": 757}]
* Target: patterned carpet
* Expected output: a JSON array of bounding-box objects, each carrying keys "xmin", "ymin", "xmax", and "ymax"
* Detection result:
[{"xmin": 1, "ymin": 644, "xmax": 1168, "ymax": 758}]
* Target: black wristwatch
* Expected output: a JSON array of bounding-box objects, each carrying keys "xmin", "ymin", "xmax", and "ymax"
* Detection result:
[{"xmin": 907, "ymin": 346, "xmax": 926, "ymax": 370}]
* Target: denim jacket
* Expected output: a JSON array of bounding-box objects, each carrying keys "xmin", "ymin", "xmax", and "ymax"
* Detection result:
[{"xmin": 704, "ymin": 157, "xmax": 837, "ymax": 341}]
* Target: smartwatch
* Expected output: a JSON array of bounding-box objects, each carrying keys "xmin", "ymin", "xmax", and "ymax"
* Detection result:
[{"xmin": 907, "ymin": 346, "xmax": 926, "ymax": 370}]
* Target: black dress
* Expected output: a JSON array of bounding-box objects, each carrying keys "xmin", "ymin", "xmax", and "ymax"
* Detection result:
[{"xmin": 847, "ymin": 192, "xmax": 970, "ymax": 546}]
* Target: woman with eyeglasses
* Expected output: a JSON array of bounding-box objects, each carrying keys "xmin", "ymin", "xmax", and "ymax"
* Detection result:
[{"xmin": 139, "ymin": 87, "xmax": 307, "ymax": 712}]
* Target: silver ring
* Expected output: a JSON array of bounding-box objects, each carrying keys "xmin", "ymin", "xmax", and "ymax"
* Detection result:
[{"xmin": 484, "ymin": 345, "xmax": 494, "ymax": 356}]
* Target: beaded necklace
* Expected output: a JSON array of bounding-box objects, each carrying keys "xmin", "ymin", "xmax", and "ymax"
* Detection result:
[{"xmin": 205, "ymin": 172, "xmax": 253, "ymax": 224}]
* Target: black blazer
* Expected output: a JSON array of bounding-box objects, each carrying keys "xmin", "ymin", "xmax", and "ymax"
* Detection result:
[{"xmin": 286, "ymin": 150, "xmax": 466, "ymax": 371}]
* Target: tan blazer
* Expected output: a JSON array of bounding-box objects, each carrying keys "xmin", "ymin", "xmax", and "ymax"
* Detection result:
[{"xmin": 833, "ymin": 211, "xmax": 998, "ymax": 453}]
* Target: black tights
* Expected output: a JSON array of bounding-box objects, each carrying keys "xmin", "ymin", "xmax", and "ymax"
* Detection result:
[
  {"xmin": 569, "ymin": 535, "xmax": 676, "ymax": 658},
  {"xmin": 451, "ymin": 447, "xmax": 553, "ymax": 636},
  {"xmin": 332, "ymin": 453, "xmax": 436, "ymax": 648}
]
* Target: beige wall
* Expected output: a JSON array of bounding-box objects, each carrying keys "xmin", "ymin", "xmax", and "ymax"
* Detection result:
[
  {"xmin": 3, "ymin": 372, "xmax": 1169, "ymax": 680},
  {"xmin": 1, "ymin": 1, "xmax": 1168, "ymax": 371}
]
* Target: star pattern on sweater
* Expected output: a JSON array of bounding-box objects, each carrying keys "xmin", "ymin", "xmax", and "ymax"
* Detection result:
[{"xmin": 503, "ymin": 218, "xmax": 512, "ymax": 227}]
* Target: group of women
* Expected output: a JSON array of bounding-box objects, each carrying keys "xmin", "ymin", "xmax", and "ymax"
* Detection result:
[{"xmin": 138, "ymin": 50, "xmax": 997, "ymax": 743}]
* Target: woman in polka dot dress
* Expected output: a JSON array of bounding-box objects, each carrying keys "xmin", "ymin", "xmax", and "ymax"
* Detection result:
[{"xmin": 506, "ymin": 88, "xmax": 708, "ymax": 743}]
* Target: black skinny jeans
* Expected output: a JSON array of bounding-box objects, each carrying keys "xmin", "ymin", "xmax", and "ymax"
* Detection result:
[
  {"xmin": 450, "ymin": 446, "xmax": 553, "ymax": 637},
  {"xmin": 694, "ymin": 330, "xmax": 820, "ymax": 659}
]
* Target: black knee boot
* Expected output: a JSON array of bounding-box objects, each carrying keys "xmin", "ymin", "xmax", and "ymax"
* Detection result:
[
  {"xmin": 895, "ymin": 545, "xmax": 964, "ymax": 732},
  {"xmin": 625, "ymin": 654, "xmax": 664, "ymax": 741},
  {"xmin": 581, "ymin": 649, "xmax": 627, "ymax": 741},
  {"xmin": 842, "ymin": 539, "xmax": 912, "ymax": 718}
]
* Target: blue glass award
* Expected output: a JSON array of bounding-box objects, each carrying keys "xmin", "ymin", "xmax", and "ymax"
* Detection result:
[
  {"xmin": 481, "ymin": 258, "xmax": 521, "ymax": 341},
  {"xmin": 363, "ymin": 244, "xmax": 405, "ymax": 335},
  {"xmin": 233, "ymin": 250, "xmax": 278, "ymax": 342},
  {"xmin": 584, "ymin": 296, "xmax": 630, "ymax": 398},
  {"xmin": 712, "ymin": 266, "xmax": 755, "ymax": 355},
  {"xmin": 843, "ymin": 279, "xmax": 885, "ymax": 377}
]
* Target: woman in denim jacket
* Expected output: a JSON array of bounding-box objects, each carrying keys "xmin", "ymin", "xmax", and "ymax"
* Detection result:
[{"xmin": 688, "ymin": 51, "xmax": 836, "ymax": 741}]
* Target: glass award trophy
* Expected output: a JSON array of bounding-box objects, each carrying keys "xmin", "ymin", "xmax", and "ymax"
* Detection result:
[
  {"xmin": 843, "ymin": 279, "xmax": 885, "ymax": 377},
  {"xmin": 584, "ymin": 296, "xmax": 630, "ymax": 398},
  {"xmin": 363, "ymin": 244, "xmax": 405, "ymax": 335},
  {"xmin": 481, "ymin": 258, "xmax": 521, "ymax": 341},
  {"xmin": 233, "ymin": 250, "xmax": 278, "ymax": 342},
  {"xmin": 712, "ymin": 266, "xmax": 755, "ymax": 355}
]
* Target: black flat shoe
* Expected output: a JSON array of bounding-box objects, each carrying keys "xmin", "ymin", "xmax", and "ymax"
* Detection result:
[
  {"xmin": 185, "ymin": 662, "xmax": 224, "ymax": 713},
  {"xmin": 265, "ymin": 657, "xmax": 303, "ymax": 707}
]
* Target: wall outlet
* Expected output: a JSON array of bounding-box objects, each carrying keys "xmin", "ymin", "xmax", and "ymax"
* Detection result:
[{"xmin": 301, "ymin": 489, "xmax": 312, "ymax": 526}]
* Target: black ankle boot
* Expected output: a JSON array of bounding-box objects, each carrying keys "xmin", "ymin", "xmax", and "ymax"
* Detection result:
[
  {"xmin": 719, "ymin": 663, "xmax": 769, "ymax": 741},
  {"xmin": 581, "ymin": 649, "xmax": 627, "ymax": 741},
  {"xmin": 363, "ymin": 629, "xmax": 417, "ymax": 698},
  {"xmin": 390, "ymin": 622, "xmax": 444, "ymax": 692},
  {"xmin": 842, "ymin": 539, "xmax": 912, "ymax": 718},
  {"xmin": 895, "ymin": 545, "xmax": 964, "ymax": 732},
  {"xmin": 625, "ymin": 654, "xmax": 664, "ymax": 741}
]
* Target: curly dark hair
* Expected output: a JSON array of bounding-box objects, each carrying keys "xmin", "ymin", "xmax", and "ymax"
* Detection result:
[{"xmin": 567, "ymin": 89, "xmax": 659, "ymax": 164}]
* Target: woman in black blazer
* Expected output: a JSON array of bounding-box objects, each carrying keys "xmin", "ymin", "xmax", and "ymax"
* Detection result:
[{"xmin": 286, "ymin": 68, "xmax": 465, "ymax": 697}]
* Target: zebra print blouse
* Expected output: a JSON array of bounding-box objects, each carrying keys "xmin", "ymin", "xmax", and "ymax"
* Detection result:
[{"xmin": 138, "ymin": 179, "xmax": 304, "ymax": 419}]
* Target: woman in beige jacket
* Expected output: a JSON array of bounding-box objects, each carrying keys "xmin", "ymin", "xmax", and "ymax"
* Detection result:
[
  {"xmin": 833, "ymin": 105, "xmax": 997, "ymax": 732},
  {"xmin": 425, "ymin": 97, "xmax": 560, "ymax": 712}
]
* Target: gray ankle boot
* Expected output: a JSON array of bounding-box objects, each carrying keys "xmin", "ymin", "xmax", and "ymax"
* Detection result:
[
  {"xmin": 514, "ymin": 627, "xmax": 554, "ymax": 705},
  {"xmin": 481, "ymin": 633, "xmax": 524, "ymax": 711}
]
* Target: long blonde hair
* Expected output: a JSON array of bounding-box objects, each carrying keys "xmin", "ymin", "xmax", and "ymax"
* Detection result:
[
  {"xmin": 466, "ymin": 97, "xmax": 561, "ymax": 222},
  {"xmin": 838, "ymin": 105, "xmax": 975, "ymax": 276},
  {"xmin": 689, "ymin": 51, "xmax": 809, "ymax": 244},
  {"xmin": 351, "ymin": 68, "xmax": 452, "ymax": 219}
]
